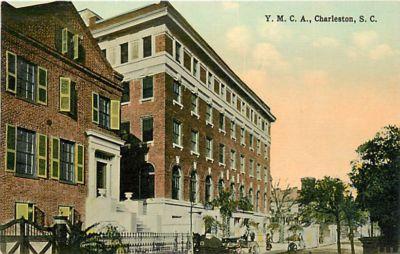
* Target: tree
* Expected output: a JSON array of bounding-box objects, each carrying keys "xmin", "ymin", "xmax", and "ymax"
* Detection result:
[
  {"xmin": 298, "ymin": 176, "xmax": 345, "ymax": 254},
  {"xmin": 237, "ymin": 196, "xmax": 253, "ymax": 212},
  {"xmin": 203, "ymin": 215, "xmax": 220, "ymax": 234},
  {"xmin": 270, "ymin": 180, "xmax": 297, "ymax": 243},
  {"xmin": 349, "ymin": 125, "xmax": 400, "ymax": 243},
  {"xmin": 212, "ymin": 190, "xmax": 238, "ymax": 237},
  {"xmin": 342, "ymin": 193, "xmax": 367, "ymax": 254}
]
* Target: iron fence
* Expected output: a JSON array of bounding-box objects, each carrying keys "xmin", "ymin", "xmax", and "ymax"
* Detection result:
[{"xmin": 97, "ymin": 232, "xmax": 191, "ymax": 254}]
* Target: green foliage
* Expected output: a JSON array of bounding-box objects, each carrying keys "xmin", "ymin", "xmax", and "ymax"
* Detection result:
[
  {"xmin": 299, "ymin": 176, "xmax": 346, "ymax": 253},
  {"xmin": 349, "ymin": 125, "xmax": 400, "ymax": 242},
  {"xmin": 203, "ymin": 215, "xmax": 221, "ymax": 234},
  {"xmin": 237, "ymin": 196, "xmax": 253, "ymax": 211},
  {"xmin": 65, "ymin": 221, "xmax": 123, "ymax": 254}
]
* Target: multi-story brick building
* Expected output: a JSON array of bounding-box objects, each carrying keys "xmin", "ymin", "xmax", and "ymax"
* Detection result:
[
  {"xmin": 0, "ymin": 2, "xmax": 124, "ymax": 226},
  {"xmin": 82, "ymin": 2, "xmax": 275, "ymax": 234}
]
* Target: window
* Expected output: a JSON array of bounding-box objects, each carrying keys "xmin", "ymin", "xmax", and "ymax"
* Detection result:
[
  {"xmin": 121, "ymin": 81, "xmax": 130, "ymax": 103},
  {"xmin": 99, "ymin": 96, "xmax": 110, "ymax": 129},
  {"xmin": 237, "ymin": 98, "xmax": 242, "ymax": 112},
  {"xmin": 256, "ymin": 163, "xmax": 261, "ymax": 179},
  {"xmin": 221, "ymin": 84, "xmax": 225, "ymax": 98},
  {"xmin": 261, "ymin": 120, "xmax": 265, "ymax": 131},
  {"xmin": 256, "ymin": 191, "xmax": 260, "ymax": 211},
  {"xmin": 248, "ymin": 189, "xmax": 254, "ymax": 204},
  {"xmin": 265, "ymin": 145, "xmax": 269, "ymax": 159},
  {"xmin": 175, "ymin": 41, "xmax": 181, "ymax": 63},
  {"xmin": 142, "ymin": 76, "xmax": 153, "ymax": 99},
  {"xmin": 213, "ymin": 79, "xmax": 220, "ymax": 94},
  {"xmin": 92, "ymin": 93, "xmax": 120, "ymax": 130},
  {"xmin": 219, "ymin": 144, "xmax": 225, "ymax": 164},
  {"xmin": 205, "ymin": 176, "xmax": 212, "ymax": 203},
  {"xmin": 16, "ymin": 58, "xmax": 36, "ymax": 102},
  {"xmin": 240, "ymin": 128, "xmax": 245, "ymax": 145},
  {"xmin": 230, "ymin": 182, "xmax": 236, "ymax": 199},
  {"xmin": 173, "ymin": 82, "xmax": 181, "ymax": 104},
  {"xmin": 249, "ymin": 133, "xmax": 254, "ymax": 148},
  {"xmin": 191, "ymin": 130, "xmax": 199, "ymax": 154},
  {"xmin": 226, "ymin": 90, "xmax": 231, "ymax": 103},
  {"xmin": 191, "ymin": 93, "xmax": 198, "ymax": 115},
  {"xmin": 219, "ymin": 113, "xmax": 225, "ymax": 131},
  {"xmin": 193, "ymin": 58, "xmax": 199, "ymax": 77},
  {"xmin": 240, "ymin": 155, "xmax": 245, "ymax": 173},
  {"xmin": 101, "ymin": 49, "xmax": 106, "ymax": 58},
  {"xmin": 200, "ymin": 65, "xmax": 207, "ymax": 84},
  {"xmin": 231, "ymin": 121, "xmax": 236, "ymax": 139},
  {"xmin": 264, "ymin": 167, "xmax": 268, "ymax": 182},
  {"xmin": 60, "ymin": 28, "xmax": 81, "ymax": 60},
  {"xmin": 239, "ymin": 186, "xmax": 245, "ymax": 199},
  {"xmin": 190, "ymin": 171, "xmax": 197, "ymax": 202},
  {"xmin": 249, "ymin": 159, "xmax": 254, "ymax": 176},
  {"xmin": 59, "ymin": 206, "xmax": 74, "ymax": 222},
  {"xmin": 263, "ymin": 193, "xmax": 267, "ymax": 212},
  {"xmin": 120, "ymin": 43, "xmax": 128, "ymax": 64},
  {"xmin": 206, "ymin": 104, "xmax": 213, "ymax": 124},
  {"xmin": 15, "ymin": 202, "xmax": 34, "ymax": 221},
  {"xmin": 60, "ymin": 139, "xmax": 74, "ymax": 183},
  {"xmin": 173, "ymin": 120, "xmax": 182, "ymax": 146},
  {"xmin": 142, "ymin": 117, "xmax": 154, "ymax": 142},
  {"xmin": 184, "ymin": 51, "xmax": 191, "ymax": 71},
  {"xmin": 6, "ymin": 51, "xmax": 17, "ymax": 93},
  {"xmin": 218, "ymin": 179, "xmax": 224, "ymax": 194},
  {"xmin": 172, "ymin": 166, "xmax": 181, "ymax": 200},
  {"xmin": 207, "ymin": 73, "xmax": 213, "ymax": 89},
  {"xmin": 230, "ymin": 150, "xmax": 236, "ymax": 170},
  {"xmin": 143, "ymin": 36, "xmax": 152, "ymax": 58},
  {"xmin": 16, "ymin": 128, "xmax": 35, "ymax": 176},
  {"xmin": 257, "ymin": 139, "xmax": 261, "ymax": 154},
  {"xmin": 206, "ymin": 137, "xmax": 213, "ymax": 159},
  {"xmin": 120, "ymin": 121, "xmax": 130, "ymax": 136}
]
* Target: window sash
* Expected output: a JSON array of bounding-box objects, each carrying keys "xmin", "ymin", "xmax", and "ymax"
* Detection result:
[
  {"xmin": 219, "ymin": 145, "xmax": 225, "ymax": 164},
  {"xmin": 206, "ymin": 105, "xmax": 212, "ymax": 122},
  {"xmin": 60, "ymin": 140, "xmax": 74, "ymax": 182},
  {"xmin": 120, "ymin": 43, "xmax": 128, "ymax": 63},
  {"xmin": 16, "ymin": 128, "xmax": 35, "ymax": 176},
  {"xmin": 191, "ymin": 94, "xmax": 198, "ymax": 113},
  {"xmin": 17, "ymin": 59, "xmax": 36, "ymax": 102},
  {"xmin": 191, "ymin": 131, "xmax": 198, "ymax": 152},
  {"xmin": 206, "ymin": 138, "xmax": 212, "ymax": 158},
  {"xmin": 219, "ymin": 113, "xmax": 224, "ymax": 129},
  {"xmin": 99, "ymin": 96, "xmax": 110, "ymax": 128},
  {"xmin": 142, "ymin": 117, "xmax": 154, "ymax": 142},
  {"xmin": 143, "ymin": 36, "xmax": 152, "ymax": 58},
  {"xmin": 173, "ymin": 121, "xmax": 181, "ymax": 145},
  {"xmin": 142, "ymin": 77, "xmax": 153, "ymax": 99},
  {"xmin": 173, "ymin": 82, "xmax": 181, "ymax": 102}
]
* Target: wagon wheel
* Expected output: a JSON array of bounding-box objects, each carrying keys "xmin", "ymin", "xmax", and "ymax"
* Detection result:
[{"xmin": 288, "ymin": 242, "xmax": 298, "ymax": 252}]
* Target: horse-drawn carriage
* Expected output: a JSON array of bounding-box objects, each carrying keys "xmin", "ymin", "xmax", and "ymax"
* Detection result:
[{"xmin": 193, "ymin": 233, "xmax": 260, "ymax": 254}]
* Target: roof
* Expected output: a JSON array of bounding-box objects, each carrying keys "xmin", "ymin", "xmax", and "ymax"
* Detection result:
[
  {"xmin": 2, "ymin": 1, "xmax": 123, "ymax": 86},
  {"xmin": 90, "ymin": 1, "xmax": 276, "ymax": 122}
]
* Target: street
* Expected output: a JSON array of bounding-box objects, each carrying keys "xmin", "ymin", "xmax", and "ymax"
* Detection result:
[{"xmin": 263, "ymin": 241, "xmax": 363, "ymax": 254}]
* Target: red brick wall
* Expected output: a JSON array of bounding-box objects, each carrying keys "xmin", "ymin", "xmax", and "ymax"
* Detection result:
[
  {"xmin": 121, "ymin": 71, "xmax": 270, "ymax": 213},
  {"xmin": 121, "ymin": 72, "xmax": 167, "ymax": 198},
  {"xmin": 0, "ymin": 21, "xmax": 121, "ymax": 224}
]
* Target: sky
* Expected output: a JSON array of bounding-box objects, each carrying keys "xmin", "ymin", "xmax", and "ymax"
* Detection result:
[{"xmin": 10, "ymin": 1, "xmax": 400, "ymax": 187}]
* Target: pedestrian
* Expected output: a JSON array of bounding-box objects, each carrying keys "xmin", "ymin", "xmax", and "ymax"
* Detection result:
[{"xmin": 298, "ymin": 233, "xmax": 305, "ymax": 249}]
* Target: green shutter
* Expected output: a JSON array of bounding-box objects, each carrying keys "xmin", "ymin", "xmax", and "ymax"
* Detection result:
[
  {"xmin": 110, "ymin": 100, "xmax": 120, "ymax": 130},
  {"xmin": 73, "ymin": 34, "xmax": 79, "ymax": 60},
  {"xmin": 75, "ymin": 144, "xmax": 84, "ymax": 184},
  {"xmin": 36, "ymin": 67, "xmax": 48, "ymax": 105},
  {"xmin": 16, "ymin": 203, "xmax": 29, "ymax": 220},
  {"xmin": 6, "ymin": 51, "xmax": 17, "ymax": 93},
  {"xmin": 92, "ymin": 92, "xmax": 99, "ymax": 124},
  {"xmin": 5, "ymin": 124, "xmax": 16, "ymax": 172},
  {"xmin": 59, "ymin": 77, "xmax": 71, "ymax": 112},
  {"xmin": 36, "ymin": 133, "xmax": 47, "ymax": 178},
  {"xmin": 51, "ymin": 137, "xmax": 60, "ymax": 179},
  {"xmin": 62, "ymin": 28, "xmax": 68, "ymax": 54}
]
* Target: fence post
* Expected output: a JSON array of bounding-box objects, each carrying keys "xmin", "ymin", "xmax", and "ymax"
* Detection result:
[
  {"xmin": 53, "ymin": 216, "xmax": 68, "ymax": 254},
  {"xmin": 20, "ymin": 219, "xmax": 29, "ymax": 254}
]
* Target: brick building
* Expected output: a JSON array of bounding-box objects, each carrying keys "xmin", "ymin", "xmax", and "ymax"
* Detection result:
[
  {"xmin": 0, "ymin": 2, "xmax": 124, "ymax": 226},
  {"xmin": 82, "ymin": 2, "xmax": 276, "ymax": 234}
]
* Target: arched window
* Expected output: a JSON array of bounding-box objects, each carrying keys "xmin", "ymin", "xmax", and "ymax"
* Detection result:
[
  {"xmin": 172, "ymin": 166, "xmax": 181, "ymax": 200},
  {"xmin": 230, "ymin": 182, "xmax": 236, "ymax": 199},
  {"xmin": 248, "ymin": 188, "xmax": 253, "ymax": 205},
  {"xmin": 140, "ymin": 163, "xmax": 155, "ymax": 199},
  {"xmin": 218, "ymin": 179, "xmax": 224, "ymax": 194},
  {"xmin": 239, "ymin": 185, "xmax": 245, "ymax": 198},
  {"xmin": 190, "ymin": 171, "xmax": 197, "ymax": 202},
  {"xmin": 263, "ymin": 193, "xmax": 267, "ymax": 212},
  {"xmin": 205, "ymin": 175, "xmax": 212, "ymax": 203},
  {"xmin": 256, "ymin": 191, "xmax": 260, "ymax": 212}
]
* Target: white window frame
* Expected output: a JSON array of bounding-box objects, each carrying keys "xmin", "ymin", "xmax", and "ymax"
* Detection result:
[
  {"xmin": 172, "ymin": 120, "xmax": 183, "ymax": 150},
  {"xmin": 206, "ymin": 104, "xmax": 213, "ymax": 127},
  {"xmin": 190, "ymin": 130, "xmax": 199, "ymax": 156},
  {"xmin": 206, "ymin": 137, "xmax": 213, "ymax": 162},
  {"xmin": 231, "ymin": 121, "xmax": 236, "ymax": 140},
  {"xmin": 240, "ymin": 155, "xmax": 245, "ymax": 173},
  {"xmin": 230, "ymin": 150, "xmax": 236, "ymax": 170}
]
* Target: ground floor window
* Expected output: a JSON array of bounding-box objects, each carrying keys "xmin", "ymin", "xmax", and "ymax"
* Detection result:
[
  {"xmin": 205, "ymin": 176, "xmax": 212, "ymax": 203},
  {"xmin": 60, "ymin": 140, "xmax": 74, "ymax": 183},
  {"xmin": 16, "ymin": 128, "xmax": 35, "ymax": 176},
  {"xmin": 15, "ymin": 202, "xmax": 34, "ymax": 222},
  {"xmin": 140, "ymin": 163, "xmax": 155, "ymax": 199},
  {"xmin": 172, "ymin": 166, "xmax": 181, "ymax": 200}
]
